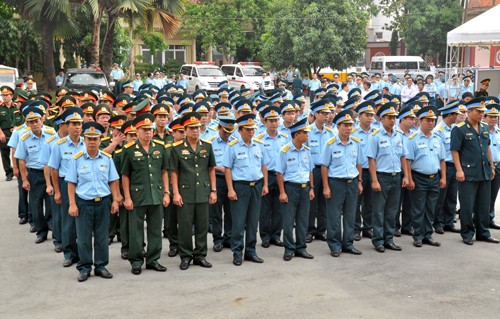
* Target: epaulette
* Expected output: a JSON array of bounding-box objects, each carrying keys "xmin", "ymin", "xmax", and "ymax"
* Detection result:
[
  {"xmin": 325, "ymin": 126, "xmax": 334, "ymax": 133},
  {"xmin": 256, "ymin": 133, "xmax": 265, "ymax": 139},
  {"xmin": 208, "ymin": 126, "xmax": 217, "ymax": 131},
  {"xmin": 352, "ymin": 127, "xmax": 358, "ymax": 133},
  {"xmin": 114, "ymin": 149, "xmax": 123, "ymax": 154},
  {"xmin": 282, "ymin": 144, "xmax": 290, "ymax": 153},
  {"xmin": 201, "ymin": 138, "xmax": 213, "ymax": 144},
  {"xmin": 73, "ymin": 151, "xmax": 84, "ymax": 159},
  {"xmin": 439, "ymin": 125, "xmax": 444, "ymax": 132},
  {"xmin": 13, "ymin": 110, "xmax": 20, "ymax": 114},
  {"xmin": 101, "ymin": 151, "xmax": 112, "ymax": 158},
  {"xmin": 57, "ymin": 137, "xmax": 67, "ymax": 145},
  {"xmin": 15, "ymin": 125, "xmax": 25, "ymax": 131},
  {"xmin": 165, "ymin": 144, "xmax": 172, "ymax": 149},
  {"xmin": 44, "ymin": 127, "xmax": 55, "ymax": 135},
  {"xmin": 409, "ymin": 132, "xmax": 417, "ymax": 139},
  {"xmin": 327, "ymin": 137, "xmax": 337, "ymax": 145},
  {"xmin": 456, "ymin": 122, "xmax": 465, "ymax": 128},
  {"xmin": 303, "ymin": 145, "xmax": 311, "ymax": 150},
  {"xmin": 23, "ymin": 127, "xmax": 31, "ymax": 132},
  {"xmin": 229, "ymin": 139, "xmax": 238, "ymax": 146},
  {"xmin": 46, "ymin": 135, "xmax": 57, "ymax": 143},
  {"xmin": 173, "ymin": 140, "xmax": 183, "ymax": 147},
  {"xmin": 351, "ymin": 136, "xmax": 360, "ymax": 143},
  {"xmin": 254, "ymin": 138, "xmax": 264, "ymax": 144},
  {"xmin": 21, "ymin": 132, "xmax": 30, "ymax": 141},
  {"xmin": 124, "ymin": 141, "xmax": 135, "ymax": 148},
  {"xmin": 101, "ymin": 136, "xmax": 111, "ymax": 141},
  {"xmin": 46, "ymin": 115, "xmax": 55, "ymax": 120},
  {"xmin": 371, "ymin": 129, "xmax": 380, "ymax": 136},
  {"xmin": 279, "ymin": 132, "xmax": 288, "ymax": 138},
  {"xmin": 480, "ymin": 121, "xmax": 487, "ymax": 126},
  {"xmin": 395, "ymin": 128, "xmax": 404, "ymax": 134},
  {"xmin": 153, "ymin": 139, "xmax": 164, "ymax": 145}
]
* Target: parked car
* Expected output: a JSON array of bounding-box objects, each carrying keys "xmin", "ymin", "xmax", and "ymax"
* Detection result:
[{"xmin": 61, "ymin": 68, "xmax": 111, "ymax": 93}]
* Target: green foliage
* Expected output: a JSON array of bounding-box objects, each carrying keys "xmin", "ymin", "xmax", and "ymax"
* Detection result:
[
  {"xmin": 141, "ymin": 31, "xmax": 168, "ymax": 56},
  {"xmin": 134, "ymin": 58, "xmax": 182, "ymax": 77},
  {"xmin": 262, "ymin": 0, "xmax": 368, "ymax": 75},
  {"xmin": 113, "ymin": 24, "xmax": 133, "ymax": 64},
  {"xmin": 390, "ymin": 30, "xmax": 399, "ymax": 55}
]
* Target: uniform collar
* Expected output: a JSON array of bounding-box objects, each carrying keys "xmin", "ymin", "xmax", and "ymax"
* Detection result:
[{"xmin": 83, "ymin": 150, "xmax": 103, "ymax": 159}]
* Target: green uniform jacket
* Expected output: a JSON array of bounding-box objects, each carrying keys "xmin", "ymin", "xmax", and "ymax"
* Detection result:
[
  {"xmin": 154, "ymin": 129, "xmax": 174, "ymax": 145},
  {"xmin": 0, "ymin": 103, "xmax": 16, "ymax": 130}
]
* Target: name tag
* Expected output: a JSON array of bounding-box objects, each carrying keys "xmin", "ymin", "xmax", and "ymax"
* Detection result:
[
  {"xmin": 181, "ymin": 149, "xmax": 190, "ymax": 155},
  {"xmin": 134, "ymin": 151, "xmax": 142, "ymax": 157}
]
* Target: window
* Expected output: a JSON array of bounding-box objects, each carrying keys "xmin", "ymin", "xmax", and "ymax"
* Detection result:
[
  {"xmin": 235, "ymin": 68, "xmax": 243, "ymax": 77},
  {"xmin": 376, "ymin": 32, "xmax": 383, "ymax": 39},
  {"xmin": 141, "ymin": 45, "xmax": 187, "ymax": 65},
  {"xmin": 370, "ymin": 62, "xmax": 383, "ymax": 70},
  {"xmin": 221, "ymin": 66, "xmax": 235, "ymax": 76},
  {"xmin": 180, "ymin": 66, "xmax": 192, "ymax": 76},
  {"xmin": 386, "ymin": 62, "xmax": 406, "ymax": 70},
  {"xmin": 242, "ymin": 66, "xmax": 265, "ymax": 76}
]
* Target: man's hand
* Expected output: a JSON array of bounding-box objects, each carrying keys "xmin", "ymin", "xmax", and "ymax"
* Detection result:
[
  {"xmin": 279, "ymin": 192, "xmax": 288, "ymax": 203},
  {"xmin": 323, "ymin": 186, "xmax": 331, "ymax": 199},
  {"xmin": 261, "ymin": 185, "xmax": 269, "ymax": 196},
  {"xmin": 228, "ymin": 189, "xmax": 238, "ymax": 201},
  {"xmin": 456, "ymin": 170, "xmax": 465, "ymax": 182},
  {"xmin": 124, "ymin": 198, "xmax": 134, "ymax": 210},
  {"xmin": 22, "ymin": 180, "xmax": 30, "ymax": 191},
  {"xmin": 69, "ymin": 204, "xmax": 79, "ymax": 217},
  {"xmin": 173, "ymin": 193, "xmax": 183, "ymax": 207},
  {"xmin": 111, "ymin": 201, "xmax": 119, "ymax": 214},
  {"xmin": 163, "ymin": 194, "xmax": 171, "ymax": 207},
  {"xmin": 372, "ymin": 180, "xmax": 381, "ymax": 192},
  {"xmin": 46, "ymin": 185, "xmax": 54, "ymax": 196},
  {"xmin": 54, "ymin": 191, "xmax": 62, "ymax": 204},
  {"xmin": 209, "ymin": 192, "xmax": 217, "ymax": 205},
  {"xmin": 0, "ymin": 131, "xmax": 6, "ymax": 143}
]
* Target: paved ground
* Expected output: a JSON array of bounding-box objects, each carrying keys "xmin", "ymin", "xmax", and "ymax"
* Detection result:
[{"xmin": 1, "ymin": 166, "xmax": 500, "ymax": 318}]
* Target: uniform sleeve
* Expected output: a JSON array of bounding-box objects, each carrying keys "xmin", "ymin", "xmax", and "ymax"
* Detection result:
[
  {"xmin": 112, "ymin": 153, "xmax": 122, "ymax": 175},
  {"xmin": 439, "ymin": 139, "xmax": 446, "ymax": 160},
  {"xmin": 356, "ymin": 143, "xmax": 364, "ymax": 165},
  {"xmin": 365, "ymin": 135, "xmax": 377, "ymax": 159},
  {"xmin": 108, "ymin": 157, "xmax": 119, "ymax": 182},
  {"xmin": 207, "ymin": 145, "xmax": 216, "ymax": 167},
  {"xmin": 14, "ymin": 140, "xmax": 27, "ymax": 160},
  {"xmin": 450, "ymin": 126, "xmax": 463, "ymax": 151},
  {"xmin": 260, "ymin": 144, "xmax": 268, "ymax": 167},
  {"xmin": 169, "ymin": 146, "xmax": 180, "ymax": 172},
  {"xmin": 48, "ymin": 143, "xmax": 62, "ymax": 169},
  {"xmin": 405, "ymin": 139, "xmax": 415, "ymax": 161},
  {"xmin": 7, "ymin": 130, "xmax": 19, "ymax": 148},
  {"xmin": 121, "ymin": 148, "xmax": 132, "ymax": 176},
  {"xmin": 319, "ymin": 143, "xmax": 331, "ymax": 166},
  {"xmin": 161, "ymin": 147, "xmax": 169, "ymax": 171},
  {"xmin": 65, "ymin": 158, "xmax": 78, "ymax": 184},
  {"xmin": 222, "ymin": 145, "xmax": 233, "ymax": 169},
  {"xmin": 276, "ymin": 148, "xmax": 286, "ymax": 175}
]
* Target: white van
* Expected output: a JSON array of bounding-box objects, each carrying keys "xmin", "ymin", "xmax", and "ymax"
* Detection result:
[
  {"xmin": 179, "ymin": 62, "xmax": 226, "ymax": 94},
  {"xmin": 0, "ymin": 65, "xmax": 19, "ymax": 89},
  {"xmin": 369, "ymin": 56, "xmax": 433, "ymax": 79},
  {"xmin": 221, "ymin": 62, "xmax": 274, "ymax": 93}
]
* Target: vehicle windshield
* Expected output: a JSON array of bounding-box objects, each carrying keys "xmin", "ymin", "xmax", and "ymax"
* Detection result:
[
  {"xmin": 197, "ymin": 67, "xmax": 224, "ymax": 77},
  {"xmin": 242, "ymin": 67, "xmax": 265, "ymax": 76},
  {"xmin": 66, "ymin": 73, "xmax": 107, "ymax": 87},
  {"xmin": 0, "ymin": 73, "xmax": 15, "ymax": 84}
]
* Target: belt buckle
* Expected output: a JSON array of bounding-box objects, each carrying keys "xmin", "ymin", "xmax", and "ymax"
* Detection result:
[
  {"xmin": 429, "ymin": 174, "xmax": 435, "ymax": 179},
  {"xmin": 249, "ymin": 182, "xmax": 256, "ymax": 186},
  {"xmin": 301, "ymin": 183, "xmax": 307, "ymax": 188},
  {"xmin": 346, "ymin": 179, "xmax": 352, "ymax": 184},
  {"xmin": 391, "ymin": 172, "xmax": 397, "ymax": 176},
  {"xmin": 95, "ymin": 197, "xmax": 101, "ymax": 202}
]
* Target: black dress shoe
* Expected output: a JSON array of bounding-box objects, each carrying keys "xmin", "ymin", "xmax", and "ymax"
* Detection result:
[
  {"xmin": 180, "ymin": 259, "xmax": 190, "ymax": 270},
  {"xmin": 331, "ymin": 250, "xmax": 340, "ymax": 257},
  {"xmin": 108, "ymin": 237, "xmax": 114, "ymax": 245},
  {"xmin": 353, "ymin": 232, "xmax": 361, "ymax": 241},
  {"xmin": 283, "ymin": 254, "xmax": 292, "ymax": 261},
  {"xmin": 315, "ymin": 233, "xmax": 327, "ymax": 241},
  {"xmin": 384, "ymin": 243, "xmax": 402, "ymax": 251},
  {"xmin": 362, "ymin": 230, "xmax": 373, "ymax": 239},
  {"xmin": 35, "ymin": 236, "xmax": 47, "ymax": 244},
  {"xmin": 54, "ymin": 244, "xmax": 63, "ymax": 253},
  {"xmin": 375, "ymin": 245, "xmax": 385, "ymax": 253},
  {"xmin": 413, "ymin": 240, "xmax": 423, "ymax": 247},
  {"xmin": 244, "ymin": 255, "xmax": 264, "ymax": 263},
  {"xmin": 131, "ymin": 266, "xmax": 142, "ymax": 275},
  {"xmin": 193, "ymin": 259, "xmax": 212, "ymax": 268},
  {"xmin": 443, "ymin": 226, "xmax": 460, "ymax": 233},
  {"xmin": 394, "ymin": 230, "xmax": 401, "ymax": 237},
  {"xmin": 6, "ymin": 174, "xmax": 13, "ymax": 181},
  {"xmin": 261, "ymin": 240, "xmax": 270, "ymax": 248},
  {"xmin": 270, "ymin": 239, "xmax": 284, "ymax": 247},
  {"xmin": 434, "ymin": 228, "xmax": 444, "ymax": 234},
  {"xmin": 295, "ymin": 251, "xmax": 314, "ymax": 259},
  {"xmin": 489, "ymin": 223, "xmax": 500, "ymax": 230},
  {"xmin": 477, "ymin": 237, "xmax": 500, "ymax": 244},
  {"xmin": 95, "ymin": 268, "xmax": 113, "ymax": 279},
  {"xmin": 19, "ymin": 217, "xmax": 28, "ymax": 225},
  {"xmin": 305, "ymin": 234, "xmax": 313, "ymax": 243},
  {"xmin": 77, "ymin": 272, "xmax": 90, "ymax": 282},
  {"xmin": 63, "ymin": 258, "xmax": 78, "ymax": 267},
  {"xmin": 463, "ymin": 238, "xmax": 474, "ymax": 245},
  {"xmin": 29, "ymin": 226, "xmax": 36, "ymax": 233},
  {"xmin": 213, "ymin": 243, "xmax": 223, "ymax": 252},
  {"xmin": 401, "ymin": 229, "xmax": 414, "ymax": 236},
  {"xmin": 167, "ymin": 248, "xmax": 178, "ymax": 257},
  {"xmin": 233, "ymin": 257, "xmax": 242, "ymax": 266},
  {"xmin": 121, "ymin": 251, "xmax": 129, "ymax": 260},
  {"xmin": 342, "ymin": 248, "xmax": 362, "ymax": 255},
  {"xmin": 146, "ymin": 263, "xmax": 167, "ymax": 272},
  {"xmin": 423, "ymin": 238, "xmax": 441, "ymax": 246}
]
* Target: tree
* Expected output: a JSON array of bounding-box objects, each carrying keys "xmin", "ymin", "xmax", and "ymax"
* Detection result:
[
  {"xmin": 262, "ymin": 0, "xmax": 368, "ymax": 76},
  {"xmin": 390, "ymin": 30, "xmax": 399, "ymax": 55}
]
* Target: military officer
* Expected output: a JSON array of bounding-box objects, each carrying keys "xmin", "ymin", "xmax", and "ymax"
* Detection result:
[
  {"xmin": 474, "ymin": 79, "xmax": 490, "ymax": 98},
  {"xmin": 0, "ymin": 86, "xmax": 16, "ymax": 181},
  {"xmin": 321, "ymin": 110, "xmax": 363, "ymax": 257},
  {"xmin": 122, "ymin": 113, "xmax": 170, "ymax": 275},
  {"xmin": 151, "ymin": 103, "xmax": 173, "ymax": 144},
  {"xmin": 366, "ymin": 102, "xmax": 408, "ymax": 253},
  {"xmin": 195, "ymin": 101, "xmax": 218, "ymax": 140},
  {"xmin": 171, "ymin": 112, "xmax": 216, "ymax": 270},
  {"xmin": 406, "ymin": 107, "xmax": 446, "ymax": 248},
  {"xmin": 277, "ymin": 118, "xmax": 315, "ymax": 261},
  {"xmin": 223, "ymin": 113, "xmax": 269, "ymax": 266},
  {"xmin": 451, "ymin": 97, "xmax": 499, "ymax": 245}
]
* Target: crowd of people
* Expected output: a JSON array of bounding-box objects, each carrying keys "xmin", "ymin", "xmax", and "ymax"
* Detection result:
[{"xmin": 0, "ymin": 68, "xmax": 499, "ymax": 283}]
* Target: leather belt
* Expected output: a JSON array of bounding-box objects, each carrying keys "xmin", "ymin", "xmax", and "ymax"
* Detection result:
[
  {"xmin": 285, "ymin": 181, "xmax": 309, "ymax": 188},
  {"xmin": 27, "ymin": 168, "xmax": 43, "ymax": 172},
  {"xmin": 412, "ymin": 171, "xmax": 438, "ymax": 179},
  {"xmin": 234, "ymin": 179, "xmax": 262, "ymax": 187},
  {"xmin": 331, "ymin": 177, "xmax": 357, "ymax": 184},
  {"xmin": 377, "ymin": 172, "xmax": 400, "ymax": 176}
]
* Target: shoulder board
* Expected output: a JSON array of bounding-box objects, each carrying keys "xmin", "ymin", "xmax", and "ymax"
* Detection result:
[
  {"xmin": 57, "ymin": 137, "xmax": 67, "ymax": 145},
  {"xmin": 282, "ymin": 144, "xmax": 291, "ymax": 153},
  {"xmin": 124, "ymin": 141, "xmax": 135, "ymax": 148},
  {"xmin": 101, "ymin": 136, "xmax": 111, "ymax": 141},
  {"xmin": 351, "ymin": 127, "xmax": 358, "ymax": 133},
  {"xmin": 229, "ymin": 139, "xmax": 238, "ymax": 146},
  {"xmin": 327, "ymin": 137, "xmax": 337, "ymax": 145},
  {"xmin": 456, "ymin": 122, "xmax": 465, "ymax": 128},
  {"xmin": 254, "ymin": 138, "xmax": 264, "ymax": 144},
  {"xmin": 208, "ymin": 126, "xmax": 217, "ymax": 131},
  {"xmin": 15, "ymin": 125, "xmax": 25, "ymax": 131},
  {"xmin": 23, "ymin": 127, "xmax": 31, "ymax": 132},
  {"xmin": 480, "ymin": 122, "xmax": 487, "ymax": 126},
  {"xmin": 325, "ymin": 126, "xmax": 334, "ymax": 133},
  {"xmin": 371, "ymin": 129, "xmax": 380, "ymax": 136},
  {"xmin": 439, "ymin": 125, "xmax": 444, "ymax": 132},
  {"xmin": 303, "ymin": 145, "xmax": 311, "ymax": 150},
  {"xmin": 409, "ymin": 132, "xmax": 417, "ymax": 139},
  {"xmin": 114, "ymin": 149, "xmax": 123, "ymax": 154},
  {"xmin": 279, "ymin": 132, "xmax": 288, "ymax": 138},
  {"xmin": 46, "ymin": 135, "xmax": 57, "ymax": 143},
  {"xmin": 165, "ymin": 143, "xmax": 172, "ymax": 149},
  {"xmin": 395, "ymin": 128, "xmax": 404, "ymax": 134},
  {"xmin": 73, "ymin": 151, "xmax": 84, "ymax": 159},
  {"xmin": 13, "ymin": 110, "xmax": 20, "ymax": 114},
  {"xmin": 21, "ymin": 132, "xmax": 30, "ymax": 141},
  {"xmin": 201, "ymin": 138, "xmax": 213, "ymax": 144},
  {"xmin": 256, "ymin": 133, "xmax": 265, "ymax": 139},
  {"xmin": 351, "ymin": 136, "xmax": 360, "ymax": 143},
  {"xmin": 153, "ymin": 139, "xmax": 165, "ymax": 145},
  {"xmin": 173, "ymin": 140, "xmax": 183, "ymax": 147},
  {"xmin": 44, "ymin": 127, "xmax": 55, "ymax": 135},
  {"xmin": 101, "ymin": 151, "xmax": 112, "ymax": 158},
  {"xmin": 47, "ymin": 115, "xmax": 55, "ymax": 120}
]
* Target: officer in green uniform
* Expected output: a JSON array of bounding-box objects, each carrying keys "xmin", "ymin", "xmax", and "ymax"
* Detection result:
[
  {"xmin": 474, "ymin": 79, "xmax": 490, "ymax": 98},
  {"xmin": 451, "ymin": 97, "xmax": 499, "ymax": 245},
  {"xmin": 171, "ymin": 112, "xmax": 216, "ymax": 270},
  {"xmin": 121, "ymin": 113, "xmax": 170, "ymax": 275},
  {"xmin": 152, "ymin": 103, "xmax": 174, "ymax": 144},
  {"xmin": 0, "ymin": 86, "xmax": 16, "ymax": 181}
]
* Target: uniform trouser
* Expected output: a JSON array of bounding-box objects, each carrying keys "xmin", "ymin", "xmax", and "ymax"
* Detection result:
[
  {"xmin": 109, "ymin": 209, "xmax": 120, "ymax": 240},
  {"xmin": 308, "ymin": 167, "xmax": 326, "ymax": 236},
  {"xmin": 326, "ymin": 178, "xmax": 358, "ymax": 252},
  {"xmin": 17, "ymin": 166, "xmax": 30, "ymax": 221},
  {"xmin": 355, "ymin": 169, "xmax": 372, "ymax": 232},
  {"xmin": 282, "ymin": 183, "xmax": 310, "ymax": 255},
  {"xmin": 0, "ymin": 129, "xmax": 12, "ymax": 176},
  {"xmin": 259, "ymin": 173, "xmax": 282, "ymax": 242},
  {"xmin": 396, "ymin": 174, "xmax": 412, "ymax": 232},
  {"xmin": 230, "ymin": 181, "xmax": 262, "ymax": 258},
  {"xmin": 458, "ymin": 180, "xmax": 491, "ymax": 240},
  {"xmin": 60, "ymin": 177, "xmax": 78, "ymax": 261},
  {"xmin": 118, "ymin": 206, "xmax": 129, "ymax": 253},
  {"xmin": 75, "ymin": 196, "xmax": 110, "ymax": 273},
  {"xmin": 128, "ymin": 204, "xmax": 162, "ymax": 267},
  {"xmin": 489, "ymin": 166, "xmax": 500, "ymax": 223},
  {"xmin": 409, "ymin": 172, "xmax": 440, "ymax": 241},
  {"xmin": 28, "ymin": 169, "xmax": 50, "ymax": 238},
  {"xmin": 433, "ymin": 164, "xmax": 458, "ymax": 229},
  {"xmin": 210, "ymin": 175, "xmax": 231, "ymax": 246},
  {"xmin": 164, "ymin": 196, "xmax": 178, "ymax": 250},
  {"xmin": 177, "ymin": 202, "xmax": 209, "ymax": 261},
  {"xmin": 372, "ymin": 173, "xmax": 401, "ymax": 247},
  {"xmin": 49, "ymin": 195, "xmax": 62, "ymax": 245}
]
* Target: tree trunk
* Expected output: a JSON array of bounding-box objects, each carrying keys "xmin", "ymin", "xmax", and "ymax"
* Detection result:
[
  {"xmin": 127, "ymin": 16, "xmax": 135, "ymax": 78},
  {"xmin": 89, "ymin": 7, "xmax": 103, "ymax": 66},
  {"xmin": 40, "ymin": 20, "xmax": 56, "ymax": 90},
  {"xmin": 101, "ymin": 14, "xmax": 118, "ymax": 78}
]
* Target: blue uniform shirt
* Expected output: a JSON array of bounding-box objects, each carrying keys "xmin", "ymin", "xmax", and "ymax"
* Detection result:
[
  {"xmin": 351, "ymin": 125, "xmax": 376, "ymax": 169},
  {"xmin": 200, "ymin": 126, "xmax": 217, "ymax": 140},
  {"xmin": 256, "ymin": 131, "xmax": 288, "ymax": 171},
  {"xmin": 276, "ymin": 143, "xmax": 314, "ymax": 183},
  {"xmin": 389, "ymin": 83, "xmax": 402, "ymax": 95},
  {"xmin": 433, "ymin": 121, "xmax": 455, "ymax": 162},
  {"xmin": 366, "ymin": 126, "xmax": 406, "ymax": 173},
  {"xmin": 39, "ymin": 134, "xmax": 61, "ymax": 165},
  {"xmin": 211, "ymin": 134, "xmax": 233, "ymax": 173},
  {"xmin": 320, "ymin": 135, "xmax": 362, "ymax": 178},
  {"xmin": 437, "ymin": 85, "xmax": 448, "ymax": 100},
  {"xmin": 406, "ymin": 130, "xmax": 445, "ymax": 175},
  {"xmin": 222, "ymin": 138, "xmax": 268, "ymax": 181},
  {"xmin": 7, "ymin": 124, "xmax": 29, "ymax": 149},
  {"xmin": 48, "ymin": 136, "xmax": 86, "ymax": 178},
  {"xmin": 278, "ymin": 124, "xmax": 293, "ymax": 144},
  {"xmin": 65, "ymin": 150, "xmax": 119, "ymax": 200},
  {"xmin": 307, "ymin": 122, "xmax": 334, "ymax": 165},
  {"xmin": 14, "ymin": 128, "xmax": 56, "ymax": 169},
  {"xmin": 490, "ymin": 127, "xmax": 500, "ymax": 163},
  {"xmin": 110, "ymin": 68, "xmax": 124, "ymax": 80}
]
